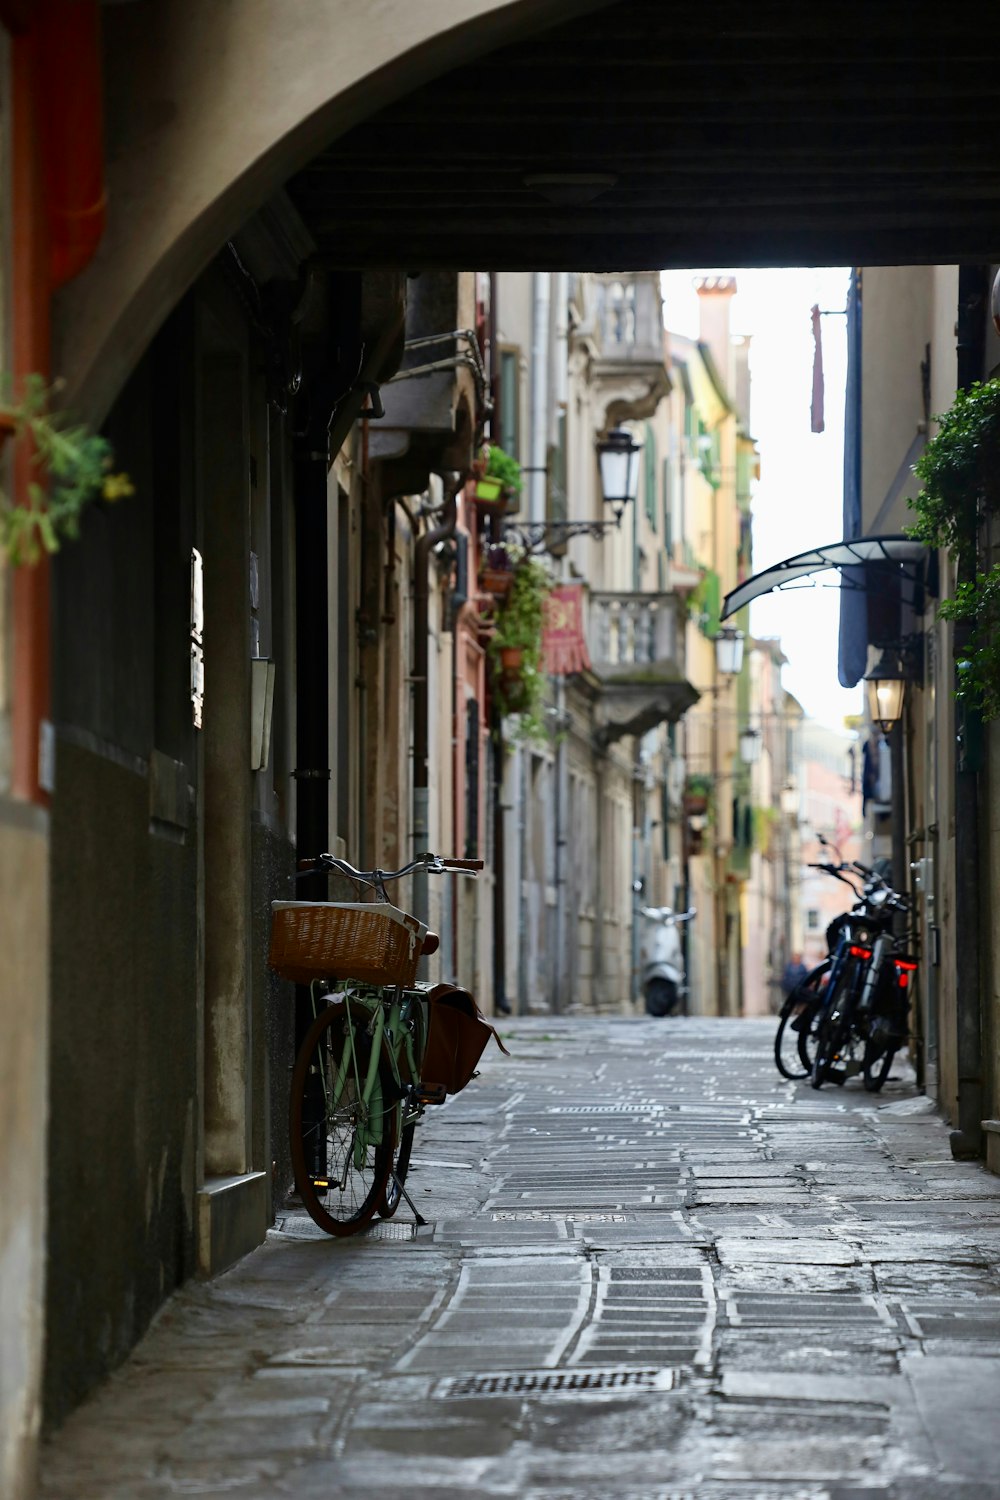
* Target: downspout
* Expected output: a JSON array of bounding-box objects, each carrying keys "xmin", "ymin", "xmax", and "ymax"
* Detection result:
[
  {"xmin": 488, "ymin": 272, "xmax": 509, "ymax": 1012},
  {"xmin": 10, "ymin": 1, "xmax": 105, "ymax": 802},
  {"xmin": 412, "ymin": 478, "xmax": 460, "ymax": 940},
  {"xmin": 529, "ymin": 273, "xmax": 550, "ymax": 525},
  {"xmin": 950, "ymin": 263, "xmax": 989, "ymax": 1159},
  {"xmin": 552, "ymin": 272, "xmax": 569, "ymax": 1011}
]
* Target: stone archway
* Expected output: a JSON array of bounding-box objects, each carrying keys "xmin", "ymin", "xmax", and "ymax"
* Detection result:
[{"xmin": 54, "ymin": 0, "xmax": 606, "ymax": 422}]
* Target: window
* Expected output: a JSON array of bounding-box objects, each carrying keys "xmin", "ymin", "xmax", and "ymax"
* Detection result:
[{"xmin": 807, "ymin": 908, "xmax": 820, "ymax": 931}]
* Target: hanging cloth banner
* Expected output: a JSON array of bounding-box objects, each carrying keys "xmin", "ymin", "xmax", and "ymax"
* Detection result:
[
  {"xmin": 542, "ymin": 585, "xmax": 592, "ymax": 676},
  {"xmin": 810, "ymin": 303, "xmax": 825, "ymax": 433}
]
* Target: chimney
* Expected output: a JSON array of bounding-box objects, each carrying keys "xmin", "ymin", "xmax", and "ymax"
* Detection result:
[{"xmin": 695, "ymin": 275, "xmax": 737, "ymax": 394}]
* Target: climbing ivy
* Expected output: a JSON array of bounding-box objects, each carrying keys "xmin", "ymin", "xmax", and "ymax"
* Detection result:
[{"xmin": 908, "ymin": 377, "xmax": 1000, "ymax": 720}]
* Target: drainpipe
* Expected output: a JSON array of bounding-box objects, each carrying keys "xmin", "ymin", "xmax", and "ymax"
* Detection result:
[
  {"xmin": 412, "ymin": 478, "xmax": 460, "ymax": 940},
  {"xmin": 551, "ymin": 272, "xmax": 569, "ymax": 1011},
  {"xmin": 10, "ymin": 2, "xmax": 106, "ymax": 802},
  {"xmin": 950, "ymin": 263, "xmax": 988, "ymax": 1159},
  {"xmin": 529, "ymin": 273, "xmax": 550, "ymax": 525}
]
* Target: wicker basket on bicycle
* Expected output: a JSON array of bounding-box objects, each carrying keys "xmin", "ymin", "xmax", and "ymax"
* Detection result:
[{"xmin": 269, "ymin": 901, "xmax": 427, "ymax": 987}]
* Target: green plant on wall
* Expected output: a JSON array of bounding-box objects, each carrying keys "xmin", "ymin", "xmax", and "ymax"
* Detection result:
[
  {"xmin": 488, "ymin": 554, "xmax": 551, "ymax": 741},
  {"xmin": 0, "ymin": 376, "xmax": 134, "ymax": 565},
  {"xmin": 908, "ymin": 377, "xmax": 1000, "ymax": 719},
  {"xmin": 484, "ymin": 443, "xmax": 523, "ymax": 496}
]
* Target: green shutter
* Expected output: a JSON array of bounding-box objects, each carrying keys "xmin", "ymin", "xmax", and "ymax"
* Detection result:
[
  {"xmin": 500, "ymin": 351, "xmax": 519, "ymax": 459},
  {"xmin": 644, "ymin": 423, "xmax": 657, "ymax": 528}
]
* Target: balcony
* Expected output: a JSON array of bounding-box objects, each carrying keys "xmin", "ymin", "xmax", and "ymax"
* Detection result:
[
  {"xmin": 582, "ymin": 273, "xmax": 672, "ymax": 428},
  {"xmin": 585, "ymin": 591, "xmax": 699, "ymax": 745}
]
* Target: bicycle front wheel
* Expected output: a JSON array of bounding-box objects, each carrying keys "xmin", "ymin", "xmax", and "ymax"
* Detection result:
[
  {"xmin": 290, "ymin": 1002, "xmax": 395, "ymax": 1237},
  {"xmin": 774, "ymin": 1003, "xmax": 811, "ymax": 1080},
  {"xmin": 811, "ymin": 967, "xmax": 856, "ymax": 1090}
]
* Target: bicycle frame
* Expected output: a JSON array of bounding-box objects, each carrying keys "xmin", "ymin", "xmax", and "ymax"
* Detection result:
[{"xmin": 308, "ymin": 980, "xmax": 426, "ymax": 1178}]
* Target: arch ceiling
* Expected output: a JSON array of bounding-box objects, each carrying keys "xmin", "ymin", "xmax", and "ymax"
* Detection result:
[
  {"xmin": 295, "ymin": 0, "xmax": 1000, "ymax": 270},
  {"xmin": 57, "ymin": 0, "xmax": 1000, "ymax": 419}
]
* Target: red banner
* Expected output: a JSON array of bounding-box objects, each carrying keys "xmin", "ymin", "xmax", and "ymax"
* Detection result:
[{"xmin": 542, "ymin": 585, "xmax": 592, "ymax": 676}]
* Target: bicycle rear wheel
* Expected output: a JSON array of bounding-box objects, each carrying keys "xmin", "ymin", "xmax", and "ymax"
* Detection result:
[
  {"xmin": 290, "ymin": 1002, "xmax": 394, "ymax": 1237},
  {"xmin": 379, "ymin": 993, "xmax": 427, "ymax": 1219}
]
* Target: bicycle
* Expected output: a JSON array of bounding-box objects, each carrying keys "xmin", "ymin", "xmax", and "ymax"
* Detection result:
[
  {"xmin": 269, "ymin": 851, "xmax": 501, "ymax": 1237},
  {"xmin": 804, "ymin": 854, "xmax": 915, "ymax": 1091}
]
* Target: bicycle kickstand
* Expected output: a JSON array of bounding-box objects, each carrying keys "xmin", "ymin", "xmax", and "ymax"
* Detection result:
[{"xmin": 392, "ymin": 1172, "xmax": 428, "ymax": 1228}]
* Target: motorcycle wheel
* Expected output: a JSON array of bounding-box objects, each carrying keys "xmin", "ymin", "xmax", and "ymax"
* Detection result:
[{"xmin": 645, "ymin": 977, "xmax": 678, "ymax": 1017}]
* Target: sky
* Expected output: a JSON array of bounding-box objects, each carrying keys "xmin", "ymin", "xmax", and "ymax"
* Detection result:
[{"xmin": 661, "ymin": 267, "xmax": 862, "ymax": 732}]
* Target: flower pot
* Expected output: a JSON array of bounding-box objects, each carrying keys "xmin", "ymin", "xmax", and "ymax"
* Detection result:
[
  {"xmin": 474, "ymin": 476, "xmax": 504, "ymax": 503},
  {"xmin": 498, "ymin": 647, "xmax": 525, "ymax": 681},
  {"xmin": 481, "ymin": 567, "xmax": 514, "ymax": 597}
]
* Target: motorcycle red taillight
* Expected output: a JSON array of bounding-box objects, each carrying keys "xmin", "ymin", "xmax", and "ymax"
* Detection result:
[
  {"xmin": 896, "ymin": 958, "xmax": 917, "ymax": 989},
  {"xmin": 849, "ymin": 944, "xmax": 872, "ymax": 959}
]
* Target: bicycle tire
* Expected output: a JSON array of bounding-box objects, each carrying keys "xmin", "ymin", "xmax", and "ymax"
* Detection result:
[
  {"xmin": 811, "ymin": 966, "xmax": 856, "ymax": 1089},
  {"xmin": 862, "ymin": 1019, "xmax": 897, "ymax": 1093},
  {"xmin": 774, "ymin": 1004, "xmax": 811, "ymax": 1080},
  {"xmin": 290, "ymin": 1001, "xmax": 394, "ymax": 1237},
  {"xmin": 379, "ymin": 993, "xmax": 427, "ymax": 1219},
  {"xmin": 774, "ymin": 962, "xmax": 829, "ymax": 1080}
]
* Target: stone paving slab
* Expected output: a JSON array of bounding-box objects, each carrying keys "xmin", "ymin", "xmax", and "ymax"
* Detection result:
[{"xmin": 38, "ymin": 1016, "xmax": 1000, "ymax": 1496}]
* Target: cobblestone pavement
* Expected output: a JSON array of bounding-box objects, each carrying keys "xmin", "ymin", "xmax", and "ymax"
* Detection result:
[{"xmin": 41, "ymin": 1017, "xmax": 1000, "ymax": 1499}]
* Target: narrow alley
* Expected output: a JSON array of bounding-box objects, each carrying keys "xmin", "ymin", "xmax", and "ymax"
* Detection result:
[{"xmin": 41, "ymin": 1018, "xmax": 1000, "ymax": 1499}]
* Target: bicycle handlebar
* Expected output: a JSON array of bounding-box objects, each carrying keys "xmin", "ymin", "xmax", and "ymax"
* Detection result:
[{"xmin": 296, "ymin": 851, "xmax": 481, "ymax": 889}]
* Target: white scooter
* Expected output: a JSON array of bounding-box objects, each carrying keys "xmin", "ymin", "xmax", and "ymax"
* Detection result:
[{"xmin": 639, "ymin": 905, "xmax": 695, "ymax": 1017}]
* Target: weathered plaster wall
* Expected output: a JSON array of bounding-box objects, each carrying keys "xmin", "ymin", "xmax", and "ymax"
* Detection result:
[
  {"xmin": 0, "ymin": 804, "xmax": 48, "ymax": 1500},
  {"xmin": 46, "ymin": 740, "xmax": 198, "ymax": 1428},
  {"xmin": 55, "ymin": 0, "xmax": 600, "ymax": 423}
]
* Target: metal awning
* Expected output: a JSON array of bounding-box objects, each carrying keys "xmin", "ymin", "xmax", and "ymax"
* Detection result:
[{"xmin": 721, "ymin": 535, "xmax": 927, "ymax": 621}]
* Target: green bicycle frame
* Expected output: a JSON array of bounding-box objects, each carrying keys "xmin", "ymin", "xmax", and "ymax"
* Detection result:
[{"xmin": 307, "ymin": 981, "xmax": 426, "ymax": 1180}]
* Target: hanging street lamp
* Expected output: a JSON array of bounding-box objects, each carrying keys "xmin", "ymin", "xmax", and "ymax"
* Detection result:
[
  {"xmin": 739, "ymin": 726, "xmax": 762, "ymax": 764},
  {"xmin": 505, "ymin": 426, "xmax": 643, "ymax": 553},
  {"xmin": 715, "ymin": 624, "xmax": 745, "ymax": 676},
  {"xmin": 596, "ymin": 426, "xmax": 643, "ymax": 521}
]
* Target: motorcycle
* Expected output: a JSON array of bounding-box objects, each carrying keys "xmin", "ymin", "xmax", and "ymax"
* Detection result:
[{"xmin": 639, "ymin": 905, "xmax": 695, "ymax": 1016}]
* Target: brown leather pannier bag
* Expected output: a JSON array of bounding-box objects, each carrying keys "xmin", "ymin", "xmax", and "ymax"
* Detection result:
[{"xmin": 421, "ymin": 983, "xmax": 510, "ymax": 1095}]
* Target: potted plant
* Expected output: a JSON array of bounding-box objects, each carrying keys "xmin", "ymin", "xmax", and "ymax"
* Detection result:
[
  {"xmin": 473, "ymin": 444, "xmax": 523, "ymax": 506},
  {"xmin": 684, "ymin": 772, "xmax": 712, "ymax": 814},
  {"xmin": 480, "ymin": 543, "xmax": 515, "ymax": 598},
  {"xmin": 488, "ymin": 555, "xmax": 551, "ymax": 740},
  {"xmin": 0, "ymin": 375, "xmax": 133, "ymax": 565}
]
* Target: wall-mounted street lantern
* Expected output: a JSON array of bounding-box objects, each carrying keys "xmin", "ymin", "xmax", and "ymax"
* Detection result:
[
  {"xmin": 865, "ymin": 667, "xmax": 906, "ymax": 734},
  {"xmin": 739, "ymin": 726, "xmax": 762, "ymax": 764},
  {"xmin": 780, "ymin": 782, "xmax": 799, "ymax": 816},
  {"xmin": 597, "ymin": 426, "xmax": 643, "ymax": 521},
  {"xmin": 864, "ymin": 640, "xmax": 919, "ymax": 733},
  {"xmin": 505, "ymin": 426, "xmax": 643, "ymax": 554},
  {"xmin": 715, "ymin": 625, "xmax": 745, "ymax": 676}
]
